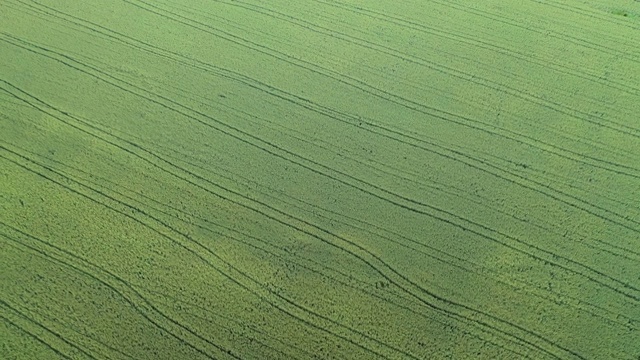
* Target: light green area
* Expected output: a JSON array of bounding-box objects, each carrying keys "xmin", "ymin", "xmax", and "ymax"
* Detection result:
[{"xmin": 1, "ymin": 0, "xmax": 639, "ymax": 359}]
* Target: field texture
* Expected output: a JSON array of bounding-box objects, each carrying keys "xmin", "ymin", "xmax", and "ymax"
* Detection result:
[{"xmin": 1, "ymin": 0, "xmax": 639, "ymax": 359}]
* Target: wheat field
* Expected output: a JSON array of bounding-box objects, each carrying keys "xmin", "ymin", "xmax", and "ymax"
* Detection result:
[{"xmin": 1, "ymin": 0, "xmax": 639, "ymax": 359}]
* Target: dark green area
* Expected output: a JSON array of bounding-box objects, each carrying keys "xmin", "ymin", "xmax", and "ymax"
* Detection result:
[{"xmin": 1, "ymin": 0, "xmax": 639, "ymax": 359}]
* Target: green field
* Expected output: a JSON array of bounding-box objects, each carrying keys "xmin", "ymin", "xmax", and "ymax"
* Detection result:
[{"xmin": 1, "ymin": 0, "xmax": 639, "ymax": 359}]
